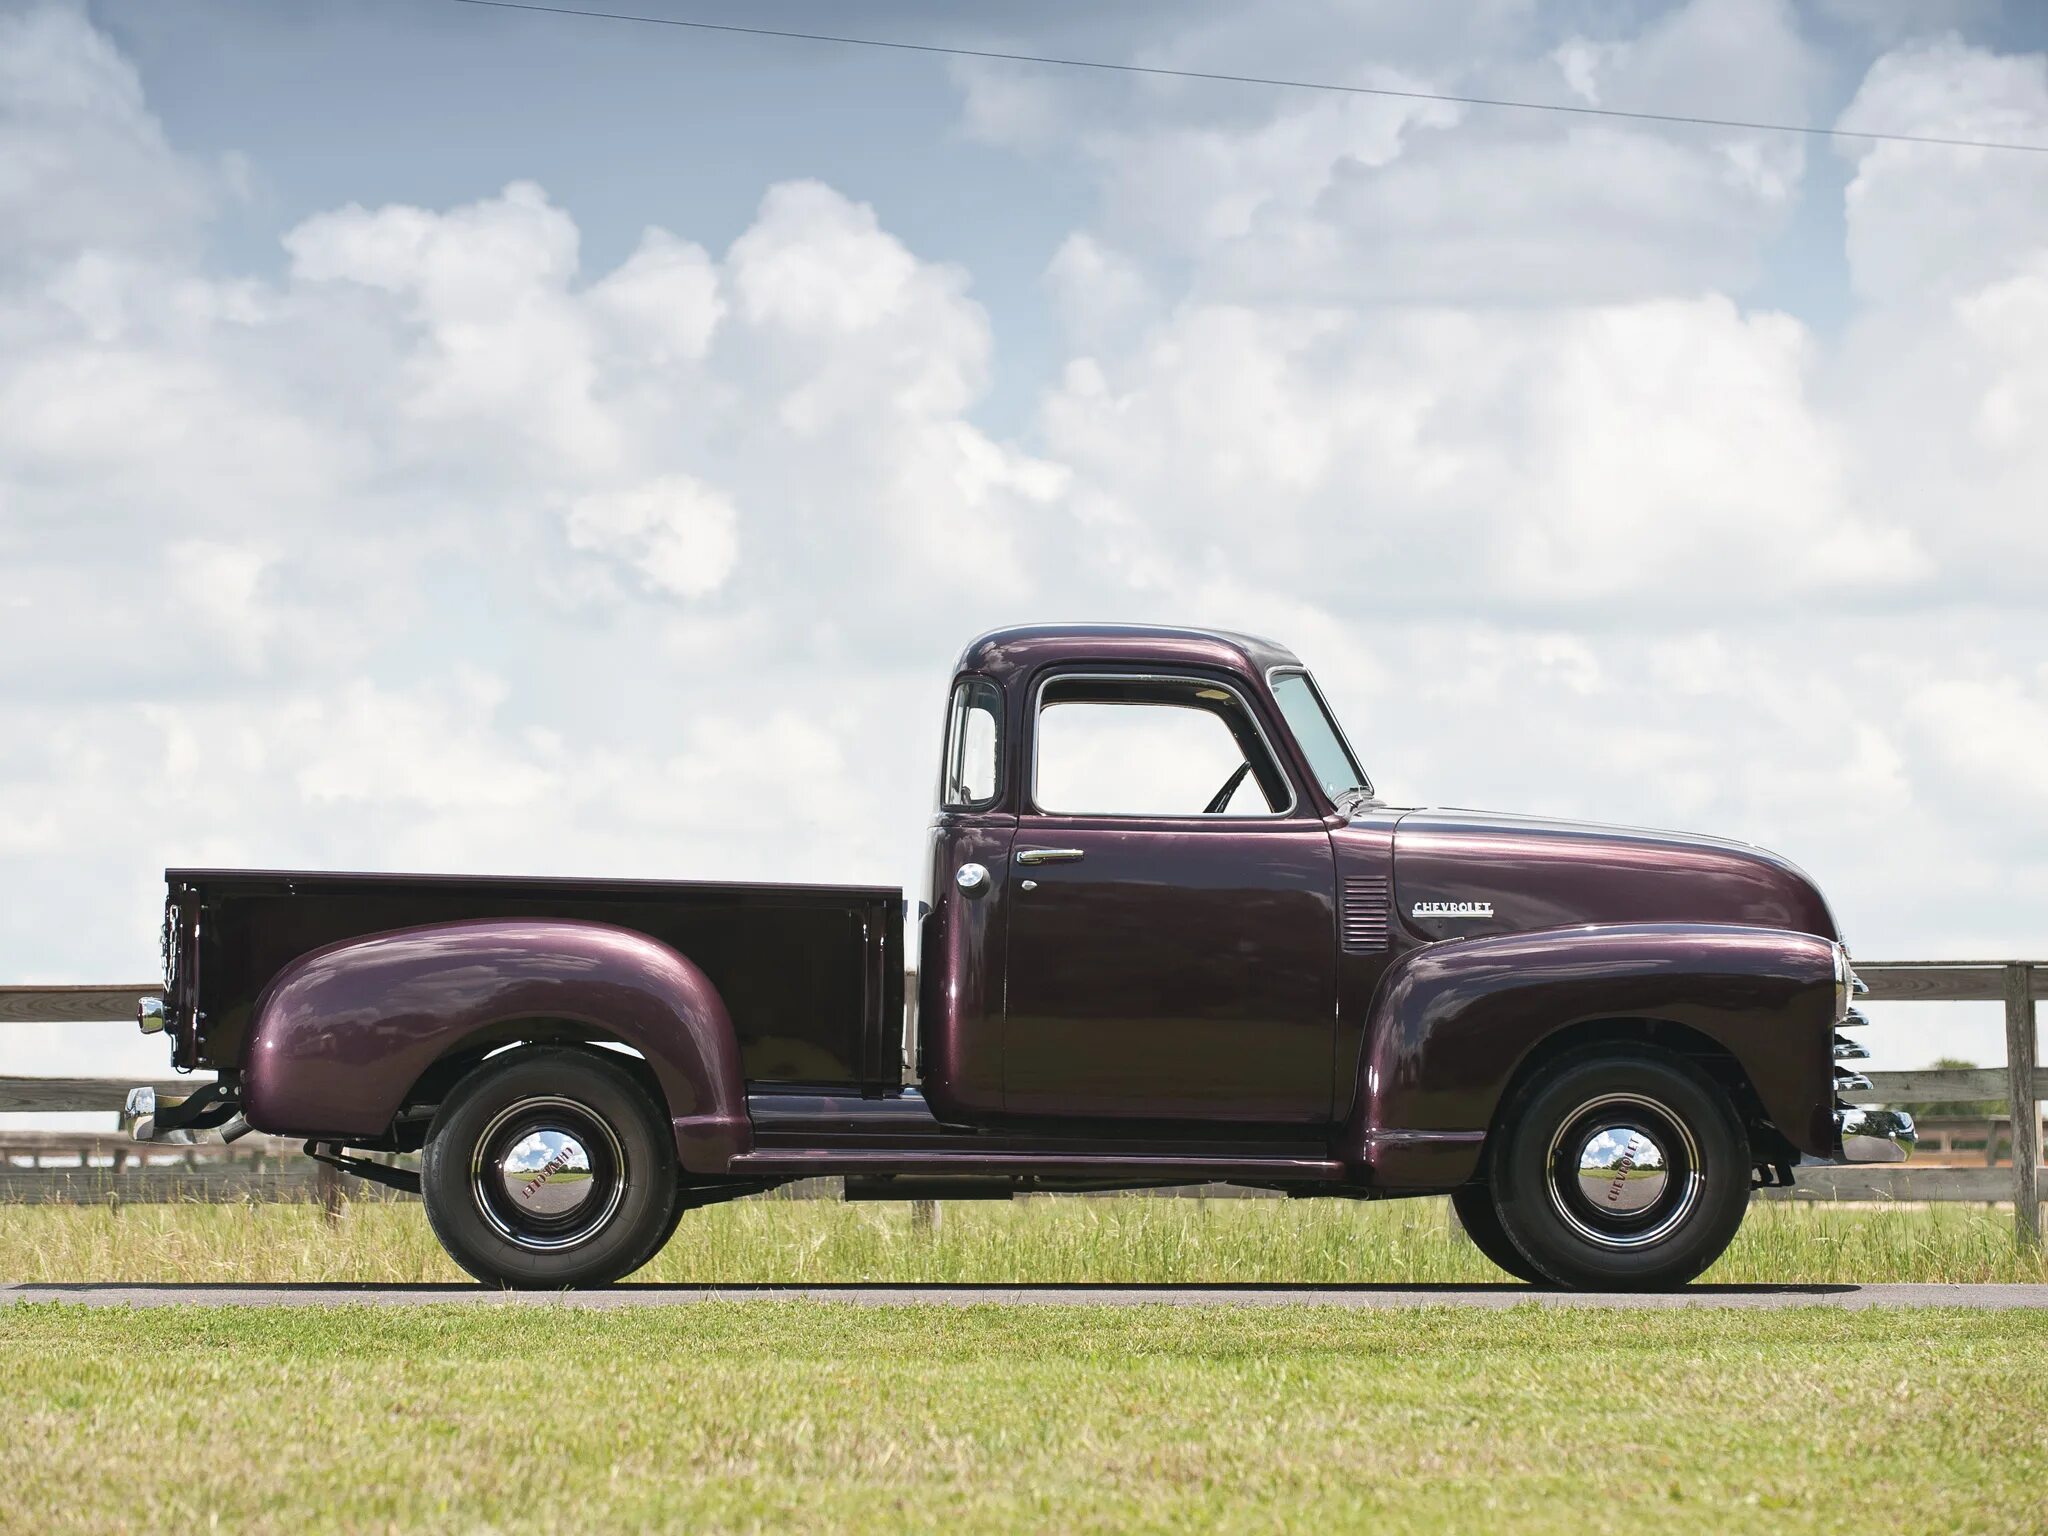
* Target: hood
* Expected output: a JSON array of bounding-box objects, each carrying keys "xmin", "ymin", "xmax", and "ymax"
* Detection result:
[{"xmin": 1387, "ymin": 808, "xmax": 1837, "ymax": 945}]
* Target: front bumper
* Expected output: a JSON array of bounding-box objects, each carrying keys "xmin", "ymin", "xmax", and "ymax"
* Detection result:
[{"xmin": 1835, "ymin": 1106, "xmax": 1917, "ymax": 1163}]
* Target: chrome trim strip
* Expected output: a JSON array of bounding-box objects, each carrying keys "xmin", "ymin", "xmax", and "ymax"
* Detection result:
[
  {"xmin": 1833, "ymin": 1034, "xmax": 1871, "ymax": 1061},
  {"xmin": 939, "ymin": 675, "xmax": 1005, "ymax": 812},
  {"xmin": 1832, "ymin": 1070, "xmax": 1874, "ymax": 1093},
  {"xmin": 1026, "ymin": 670, "xmax": 1302, "ymax": 820},
  {"xmin": 1839, "ymin": 1007, "xmax": 1872, "ymax": 1031}
]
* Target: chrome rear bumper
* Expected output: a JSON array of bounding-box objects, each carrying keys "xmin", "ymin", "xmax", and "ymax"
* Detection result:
[
  {"xmin": 124, "ymin": 1083, "xmax": 247, "ymax": 1145},
  {"xmin": 123, "ymin": 1085, "xmax": 180, "ymax": 1145},
  {"xmin": 1836, "ymin": 1106, "xmax": 1916, "ymax": 1164}
]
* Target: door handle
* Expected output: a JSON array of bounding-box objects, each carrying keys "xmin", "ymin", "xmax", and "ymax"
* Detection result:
[{"xmin": 1015, "ymin": 847, "xmax": 1085, "ymax": 866}]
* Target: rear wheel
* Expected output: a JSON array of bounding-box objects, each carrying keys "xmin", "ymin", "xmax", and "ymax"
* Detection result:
[
  {"xmin": 1450, "ymin": 1181, "xmax": 1548, "ymax": 1285},
  {"xmin": 1489, "ymin": 1050, "xmax": 1748, "ymax": 1291},
  {"xmin": 421, "ymin": 1047, "xmax": 677, "ymax": 1289}
]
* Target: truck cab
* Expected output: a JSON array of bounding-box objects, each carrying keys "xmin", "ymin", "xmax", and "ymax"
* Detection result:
[
  {"xmin": 134, "ymin": 623, "xmax": 1913, "ymax": 1290},
  {"xmin": 919, "ymin": 626, "xmax": 1358, "ymax": 1126}
]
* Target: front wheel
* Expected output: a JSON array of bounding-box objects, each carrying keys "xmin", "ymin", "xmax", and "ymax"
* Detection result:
[
  {"xmin": 421, "ymin": 1047, "xmax": 678, "ymax": 1289},
  {"xmin": 1488, "ymin": 1050, "xmax": 1749, "ymax": 1291}
]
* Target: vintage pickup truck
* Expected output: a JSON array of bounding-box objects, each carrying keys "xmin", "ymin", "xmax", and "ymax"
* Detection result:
[{"xmin": 130, "ymin": 623, "xmax": 1912, "ymax": 1289}]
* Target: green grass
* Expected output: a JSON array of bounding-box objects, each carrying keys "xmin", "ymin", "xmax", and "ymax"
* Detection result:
[
  {"xmin": 4, "ymin": 1303, "xmax": 2045, "ymax": 1533},
  {"xmin": 2, "ymin": 1195, "xmax": 2045, "ymax": 1286}
]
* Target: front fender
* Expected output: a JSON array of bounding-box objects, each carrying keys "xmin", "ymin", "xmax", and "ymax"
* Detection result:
[
  {"xmin": 241, "ymin": 918, "xmax": 750, "ymax": 1172},
  {"xmin": 1349, "ymin": 922, "xmax": 1838, "ymax": 1188}
]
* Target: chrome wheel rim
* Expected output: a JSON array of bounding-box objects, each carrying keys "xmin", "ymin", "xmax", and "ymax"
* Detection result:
[
  {"xmin": 470, "ymin": 1096, "xmax": 626, "ymax": 1251},
  {"xmin": 1544, "ymin": 1092, "xmax": 1702, "ymax": 1250}
]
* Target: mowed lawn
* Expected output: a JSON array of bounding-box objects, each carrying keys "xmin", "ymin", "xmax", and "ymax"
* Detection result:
[{"xmin": 4, "ymin": 1302, "xmax": 2046, "ymax": 1534}]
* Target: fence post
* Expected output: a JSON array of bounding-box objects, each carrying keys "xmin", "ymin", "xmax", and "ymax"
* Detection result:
[
  {"xmin": 315, "ymin": 1156, "xmax": 346, "ymax": 1224},
  {"xmin": 910, "ymin": 1199, "xmax": 940, "ymax": 1235},
  {"xmin": 2005, "ymin": 963, "xmax": 2040, "ymax": 1249}
]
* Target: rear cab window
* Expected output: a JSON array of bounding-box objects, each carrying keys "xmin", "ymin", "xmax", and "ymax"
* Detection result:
[{"xmin": 939, "ymin": 677, "xmax": 1002, "ymax": 809}]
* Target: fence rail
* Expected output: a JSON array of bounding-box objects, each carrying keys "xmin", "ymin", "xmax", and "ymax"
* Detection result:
[{"xmin": 2, "ymin": 961, "xmax": 2040, "ymax": 1243}]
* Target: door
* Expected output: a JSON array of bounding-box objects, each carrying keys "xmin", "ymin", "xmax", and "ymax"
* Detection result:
[{"xmin": 1001, "ymin": 671, "xmax": 1338, "ymax": 1123}]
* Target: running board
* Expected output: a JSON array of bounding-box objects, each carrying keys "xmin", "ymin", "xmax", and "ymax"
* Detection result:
[{"xmin": 726, "ymin": 1148, "xmax": 1347, "ymax": 1182}]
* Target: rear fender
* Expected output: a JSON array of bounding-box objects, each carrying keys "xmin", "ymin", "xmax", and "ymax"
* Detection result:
[
  {"xmin": 241, "ymin": 918, "xmax": 749, "ymax": 1172},
  {"xmin": 1348, "ymin": 923, "xmax": 1838, "ymax": 1189}
]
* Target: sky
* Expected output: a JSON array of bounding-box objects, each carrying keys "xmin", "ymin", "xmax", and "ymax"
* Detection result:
[{"xmin": 2, "ymin": 0, "xmax": 2047, "ymax": 1108}]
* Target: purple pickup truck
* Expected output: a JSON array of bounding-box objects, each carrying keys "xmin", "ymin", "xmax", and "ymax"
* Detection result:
[{"xmin": 130, "ymin": 623, "xmax": 1911, "ymax": 1289}]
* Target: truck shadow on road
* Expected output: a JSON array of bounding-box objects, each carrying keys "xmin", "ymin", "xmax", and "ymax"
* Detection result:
[{"xmin": 6, "ymin": 1280, "xmax": 1868, "ymax": 1301}]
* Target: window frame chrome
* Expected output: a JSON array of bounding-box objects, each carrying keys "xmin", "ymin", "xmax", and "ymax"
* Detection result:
[
  {"xmin": 1025, "ymin": 669, "xmax": 1302, "ymax": 821},
  {"xmin": 938, "ymin": 674, "xmax": 1005, "ymax": 813}
]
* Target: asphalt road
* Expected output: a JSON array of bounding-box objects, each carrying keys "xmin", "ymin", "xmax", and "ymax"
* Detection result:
[{"xmin": 7, "ymin": 1282, "xmax": 2048, "ymax": 1310}]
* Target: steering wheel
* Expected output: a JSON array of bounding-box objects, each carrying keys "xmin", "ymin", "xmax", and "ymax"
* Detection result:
[{"xmin": 1203, "ymin": 761, "xmax": 1253, "ymax": 814}]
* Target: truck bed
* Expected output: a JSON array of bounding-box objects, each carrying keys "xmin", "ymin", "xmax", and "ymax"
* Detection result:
[{"xmin": 163, "ymin": 869, "xmax": 904, "ymax": 1092}]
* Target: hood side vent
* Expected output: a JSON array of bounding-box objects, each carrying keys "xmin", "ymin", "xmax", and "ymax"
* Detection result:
[{"xmin": 1341, "ymin": 875, "xmax": 1391, "ymax": 953}]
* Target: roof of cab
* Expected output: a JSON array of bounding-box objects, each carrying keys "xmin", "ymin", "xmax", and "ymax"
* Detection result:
[{"xmin": 955, "ymin": 623, "xmax": 1303, "ymax": 688}]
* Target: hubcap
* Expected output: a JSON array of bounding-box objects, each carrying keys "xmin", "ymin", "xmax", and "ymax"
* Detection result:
[
  {"xmin": 499, "ymin": 1130, "xmax": 597, "ymax": 1218},
  {"xmin": 1573, "ymin": 1126, "xmax": 1669, "ymax": 1215},
  {"xmin": 470, "ymin": 1096, "xmax": 627, "ymax": 1252},
  {"xmin": 1545, "ymin": 1092, "xmax": 1702, "ymax": 1251}
]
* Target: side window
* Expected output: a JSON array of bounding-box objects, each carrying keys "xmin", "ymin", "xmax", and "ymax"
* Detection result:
[
  {"xmin": 1032, "ymin": 676, "xmax": 1291, "ymax": 818},
  {"xmin": 940, "ymin": 678, "xmax": 1002, "ymax": 809}
]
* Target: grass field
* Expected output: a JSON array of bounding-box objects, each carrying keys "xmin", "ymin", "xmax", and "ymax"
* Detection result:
[
  {"xmin": 5, "ymin": 1302, "xmax": 2045, "ymax": 1533},
  {"xmin": 2, "ymin": 1194, "xmax": 2045, "ymax": 1286},
  {"xmin": 7, "ymin": 1200, "xmax": 2046, "ymax": 1532}
]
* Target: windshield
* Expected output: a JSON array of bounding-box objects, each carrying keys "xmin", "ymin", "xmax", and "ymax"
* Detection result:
[{"xmin": 1270, "ymin": 670, "xmax": 1370, "ymax": 803}]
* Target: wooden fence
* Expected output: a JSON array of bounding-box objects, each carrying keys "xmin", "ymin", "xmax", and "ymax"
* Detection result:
[{"xmin": 2, "ymin": 962, "xmax": 2041, "ymax": 1245}]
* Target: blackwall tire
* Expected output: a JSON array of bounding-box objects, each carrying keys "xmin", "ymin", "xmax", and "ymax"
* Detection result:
[
  {"xmin": 1489, "ymin": 1050, "xmax": 1749, "ymax": 1292},
  {"xmin": 639, "ymin": 1187, "xmax": 693, "ymax": 1273},
  {"xmin": 1450, "ymin": 1181, "xmax": 1549, "ymax": 1285},
  {"xmin": 421, "ymin": 1047, "xmax": 678, "ymax": 1289}
]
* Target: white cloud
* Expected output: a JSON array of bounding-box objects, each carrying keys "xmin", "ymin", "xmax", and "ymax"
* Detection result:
[
  {"xmin": 587, "ymin": 227, "xmax": 723, "ymax": 365},
  {"xmin": 0, "ymin": 3, "xmax": 211, "ymax": 271},
  {"xmin": 1838, "ymin": 37, "xmax": 2048, "ymax": 304},
  {"xmin": 1821, "ymin": 42, "xmax": 2048, "ymax": 593},
  {"xmin": 286, "ymin": 180, "xmax": 626, "ymax": 475},
  {"xmin": 1045, "ymin": 232, "xmax": 1156, "ymax": 352},
  {"xmin": 1037, "ymin": 294, "xmax": 1926, "ymax": 613},
  {"xmin": 565, "ymin": 475, "xmax": 739, "ymax": 599},
  {"xmin": 290, "ymin": 672, "xmax": 560, "ymax": 812},
  {"xmin": 725, "ymin": 179, "xmax": 992, "ymax": 430},
  {"xmin": 1904, "ymin": 672, "xmax": 2048, "ymax": 819},
  {"xmin": 972, "ymin": 0, "xmax": 1820, "ymax": 304},
  {"xmin": 1817, "ymin": 0, "xmax": 1997, "ymax": 46}
]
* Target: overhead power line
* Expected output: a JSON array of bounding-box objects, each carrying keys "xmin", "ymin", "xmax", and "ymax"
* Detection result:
[{"xmin": 446, "ymin": 0, "xmax": 2048, "ymax": 155}]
